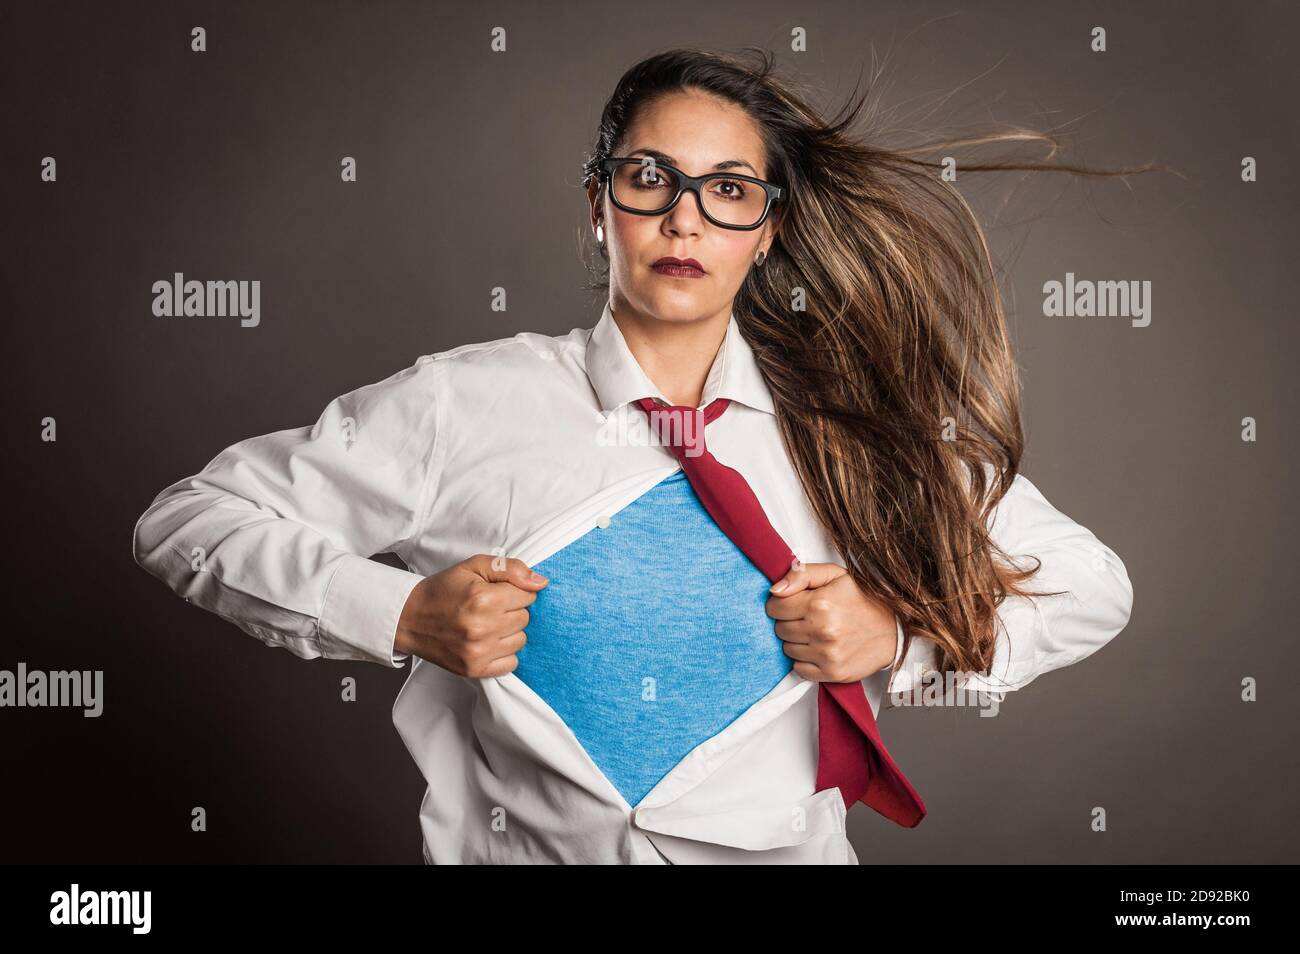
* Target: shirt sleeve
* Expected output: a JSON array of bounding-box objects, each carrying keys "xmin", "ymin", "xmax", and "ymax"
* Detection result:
[
  {"xmin": 131, "ymin": 355, "xmax": 446, "ymax": 668},
  {"xmin": 884, "ymin": 464, "xmax": 1134, "ymax": 698}
]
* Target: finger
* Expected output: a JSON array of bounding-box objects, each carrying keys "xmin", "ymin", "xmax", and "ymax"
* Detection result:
[
  {"xmin": 456, "ymin": 575, "xmax": 541, "ymax": 638},
  {"xmin": 463, "ymin": 587, "xmax": 537, "ymax": 637},
  {"xmin": 790, "ymin": 659, "xmax": 831, "ymax": 682},
  {"xmin": 486, "ymin": 607, "xmax": 532, "ymax": 640},
  {"xmin": 491, "ymin": 580, "xmax": 543, "ymax": 612},
  {"xmin": 469, "ymin": 554, "xmax": 550, "ymax": 591},
  {"xmin": 772, "ymin": 617, "xmax": 817, "ymax": 645},
  {"xmin": 765, "ymin": 588, "xmax": 812, "ymax": 620},
  {"xmin": 798, "ymin": 562, "xmax": 848, "ymax": 590},
  {"xmin": 492, "ymin": 628, "xmax": 528, "ymax": 656},
  {"xmin": 776, "ymin": 634, "xmax": 822, "ymax": 663},
  {"xmin": 770, "ymin": 561, "xmax": 846, "ymax": 595},
  {"xmin": 464, "ymin": 629, "xmax": 529, "ymax": 679},
  {"xmin": 768, "ymin": 560, "xmax": 810, "ymax": 596},
  {"xmin": 476, "ymin": 651, "xmax": 522, "ymax": 678}
]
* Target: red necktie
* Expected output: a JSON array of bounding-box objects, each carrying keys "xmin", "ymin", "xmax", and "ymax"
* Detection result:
[{"xmin": 635, "ymin": 396, "xmax": 926, "ymax": 828}]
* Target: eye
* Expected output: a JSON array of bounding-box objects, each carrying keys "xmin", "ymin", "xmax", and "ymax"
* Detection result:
[
  {"xmin": 709, "ymin": 178, "xmax": 748, "ymax": 201},
  {"xmin": 634, "ymin": 167, "xmax": 669, "ymax": 189}
]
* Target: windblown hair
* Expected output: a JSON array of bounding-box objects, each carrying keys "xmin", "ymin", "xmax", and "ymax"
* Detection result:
[{"xmin": 580, "ymin": 47, "xmax": 1164, "ymax": 687}]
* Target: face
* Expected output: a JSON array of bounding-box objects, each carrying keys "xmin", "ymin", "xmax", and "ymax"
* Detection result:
[{"xmin": 587, "ymin": 88, "xmax": 782, "ymax": 326}]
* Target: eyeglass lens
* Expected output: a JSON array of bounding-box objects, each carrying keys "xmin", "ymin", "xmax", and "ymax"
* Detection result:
[{"xmin": 609, "ymin": 161, "xmax": 769, "ymax": 228}]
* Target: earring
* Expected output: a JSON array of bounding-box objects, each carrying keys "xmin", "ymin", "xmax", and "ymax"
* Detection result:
[
  {"xmin": 755, "ymin": 249, "xmax": 767, "ymax": 266},
  {"xmin": 595, "ymin": 223, "xmax": 604, "ymax": 244}
]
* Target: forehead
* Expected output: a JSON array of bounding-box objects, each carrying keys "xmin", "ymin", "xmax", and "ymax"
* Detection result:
[{"xmin": 619, "ymin": 89, "xmax": 768, "ymax": 177}]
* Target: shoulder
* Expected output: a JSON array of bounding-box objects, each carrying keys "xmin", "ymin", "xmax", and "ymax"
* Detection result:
[
  {"xmin": 341, "ymin": 321, "xmax": 598, "ymax": 439},
  {"xmin": 427, "ymin": 323, "xmax": 595, "ymax": 398}
]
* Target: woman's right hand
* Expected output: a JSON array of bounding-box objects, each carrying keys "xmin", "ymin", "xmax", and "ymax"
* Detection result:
[{"xmin": 394, "ymin": 554, "xmax": 549, "ymax": 677}]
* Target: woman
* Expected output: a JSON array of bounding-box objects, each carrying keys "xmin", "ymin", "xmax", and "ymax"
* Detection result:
[{"xmin": 133, "ymin": 47, "xmax": 1137, "ymax": 864}]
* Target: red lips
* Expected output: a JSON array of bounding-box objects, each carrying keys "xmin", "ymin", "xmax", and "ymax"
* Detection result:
[{"xmin": 651, "ymin": 256, "xmax": 706, "ymax": 277}]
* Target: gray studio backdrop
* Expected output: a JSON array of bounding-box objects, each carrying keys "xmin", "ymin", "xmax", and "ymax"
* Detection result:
[{"xmin": 3, "ymin": 0, "xmax": 1296, "ymax": 862}]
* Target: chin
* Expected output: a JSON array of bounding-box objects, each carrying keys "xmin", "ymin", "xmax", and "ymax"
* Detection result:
[{"xmin": 637, "ymin": 289, "xmax": 714, "ymax": 324}]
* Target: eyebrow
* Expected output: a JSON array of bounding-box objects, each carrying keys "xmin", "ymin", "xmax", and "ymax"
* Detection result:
[{"xmin": 625, "ymin": 148, "xmax": 759, "ymax": 177}]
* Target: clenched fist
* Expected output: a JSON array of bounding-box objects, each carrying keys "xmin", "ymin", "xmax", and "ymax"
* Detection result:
[{"xmin": 394, "ymin": 554, "xmax": 549, "ymax": 678}]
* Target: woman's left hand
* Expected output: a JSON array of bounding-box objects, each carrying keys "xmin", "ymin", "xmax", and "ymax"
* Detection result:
[{"xmin": 766, "ymin": 562, "xmax": 897, "ymax": 683}]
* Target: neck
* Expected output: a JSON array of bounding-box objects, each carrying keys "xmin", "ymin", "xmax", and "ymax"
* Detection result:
[{"xmin": 611, "ymin": 298, "xmax": 730, "ymax": 408}]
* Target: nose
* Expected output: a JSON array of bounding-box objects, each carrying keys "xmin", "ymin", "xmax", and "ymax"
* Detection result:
[{"xmin": 662, "ymin": 186, "xmax": 705, "ymax": 238}]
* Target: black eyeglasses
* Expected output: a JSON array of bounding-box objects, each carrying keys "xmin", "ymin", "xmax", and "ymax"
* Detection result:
[{"xmin": 598, "ymin": 157, "xmax": 785, "ymax": 231}]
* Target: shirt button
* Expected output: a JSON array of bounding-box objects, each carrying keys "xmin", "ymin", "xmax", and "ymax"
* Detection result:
[{"xmin": 596, "ymin": 515, "xmax": 611, "ymax": 528}]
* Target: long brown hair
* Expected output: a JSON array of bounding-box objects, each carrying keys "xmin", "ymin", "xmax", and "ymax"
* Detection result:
[{"xmin": 580, "ymin": 47, "xmax": 1166, "ymax": 687}]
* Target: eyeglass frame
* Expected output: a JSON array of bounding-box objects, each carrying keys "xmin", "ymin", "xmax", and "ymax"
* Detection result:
[{"xmin": 597, "ymin": 157, "xmax": 786, "ymax": 232}]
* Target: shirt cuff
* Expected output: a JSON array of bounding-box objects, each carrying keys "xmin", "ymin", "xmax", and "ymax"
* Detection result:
[{"xmin": 318, "ymin": 553, "xmax": 424, "ymax": 667}]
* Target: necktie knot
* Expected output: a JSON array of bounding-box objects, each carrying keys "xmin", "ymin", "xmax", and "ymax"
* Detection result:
[{"xmin": 634, "ymin": 397, "xmax": 728, "ymax": 461}]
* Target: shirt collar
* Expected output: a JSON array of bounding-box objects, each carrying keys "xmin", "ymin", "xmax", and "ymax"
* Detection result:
[{"xmin": 585, "ymin": 299, "xmax": 776, "ymax": 416}]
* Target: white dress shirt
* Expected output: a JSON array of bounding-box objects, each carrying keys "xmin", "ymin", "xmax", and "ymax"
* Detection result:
[{"xmin": 132, "ymin": 301, "xmax": 1135, "ymax": 864}]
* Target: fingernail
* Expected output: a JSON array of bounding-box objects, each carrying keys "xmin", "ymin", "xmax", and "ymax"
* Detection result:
[
  {"xmin": 770, "ymin": 579, "xmax": 789, "ymax": 593},
  {"xmin": 530, "ymin": 571, "xmax": 547, "ymax": 583}
]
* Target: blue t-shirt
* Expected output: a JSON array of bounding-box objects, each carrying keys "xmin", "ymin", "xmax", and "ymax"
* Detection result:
[{"xmin": 514, "ymin": 469, "xmax": 793, "ymax": 807}]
